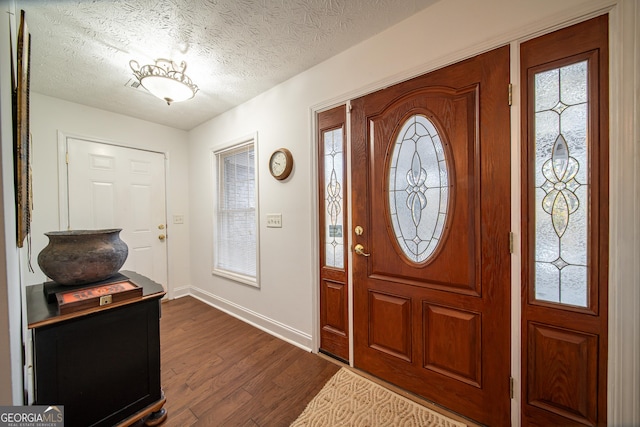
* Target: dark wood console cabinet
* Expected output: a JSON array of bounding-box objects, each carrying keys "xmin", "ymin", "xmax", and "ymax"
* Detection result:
[{"xmin": 26, "ymin": 271, "xmax": 167, "ymax": 427}]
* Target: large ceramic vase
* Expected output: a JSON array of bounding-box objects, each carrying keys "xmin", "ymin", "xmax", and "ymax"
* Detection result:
[{"xmin": 37, "ymin": 229, "xmax": 129, "ymax": 286}]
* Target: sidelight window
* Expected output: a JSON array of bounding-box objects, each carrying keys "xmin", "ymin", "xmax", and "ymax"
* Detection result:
[
  {"xmin": 533, "ymin": 61, "xmax": 588, "ymax": 307},
  {"xmin": 323, "ymin": 127, "xmax": 345, "ymax": 269}
]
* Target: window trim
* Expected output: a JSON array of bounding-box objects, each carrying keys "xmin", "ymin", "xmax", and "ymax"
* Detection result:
[{"xmin": 211, "ymin": 133, "xmax": 260, "ymax": 287}]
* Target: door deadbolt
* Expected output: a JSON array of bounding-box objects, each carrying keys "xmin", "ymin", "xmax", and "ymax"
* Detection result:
[{"xmin": 354, "ymin": 226, "xmax": 364, "ymax": 236}]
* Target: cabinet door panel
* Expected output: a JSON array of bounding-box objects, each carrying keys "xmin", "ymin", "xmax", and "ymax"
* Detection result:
[{"xmin": 34, "ymin": 300, "xmax": 161, "ymax": 427}]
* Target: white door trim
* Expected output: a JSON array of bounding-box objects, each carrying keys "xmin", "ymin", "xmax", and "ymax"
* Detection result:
[{"xmin": 607, "ymin": 2, "xmax": 640, "ymax": 425}]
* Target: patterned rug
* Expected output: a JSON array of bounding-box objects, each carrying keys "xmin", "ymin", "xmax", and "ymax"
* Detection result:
[{"xmin": 291, "ymin": 368, "xmax": 467, "ymax": 426}]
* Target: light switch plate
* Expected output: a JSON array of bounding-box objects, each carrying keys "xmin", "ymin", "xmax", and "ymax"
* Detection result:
[
  {"xmin": 267, "ymin": 213, "xmax": 282, "ymax": 228},
  {"xmin": 173, "ymin": 215, "xmax": 184, "ymax": 224}
]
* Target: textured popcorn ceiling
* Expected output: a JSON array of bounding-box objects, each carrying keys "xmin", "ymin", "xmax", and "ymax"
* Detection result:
[{"xmin": 19, "ymin": 0, "xmax": 436, "ymax": 130}]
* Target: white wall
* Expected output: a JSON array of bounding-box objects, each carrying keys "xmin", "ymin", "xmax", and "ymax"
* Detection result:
[
  {"xmin": 188, "ymin": 0, "xmax": 638, "ymax": 425},
  {"xmin": 188, "ymin": 0, "xmax": 617, "ymax": 350},
  {"xmin": 0, "ymin": 0, "xmax": 24, "ymax": 404},
  {"xmin": 24, "ymin": 93, "xmax": 191, "ymax": 295}
]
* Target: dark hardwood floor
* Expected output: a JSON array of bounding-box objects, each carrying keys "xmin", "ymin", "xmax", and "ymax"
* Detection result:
[{"xmin": 158, "ymin": 296, "xmax": 341, "ymax": 427}]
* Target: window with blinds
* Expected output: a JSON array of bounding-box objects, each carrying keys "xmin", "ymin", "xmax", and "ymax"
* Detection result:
[{"xmin": 213, "ymin": 139, "xmax": 259, "ymax": 286}]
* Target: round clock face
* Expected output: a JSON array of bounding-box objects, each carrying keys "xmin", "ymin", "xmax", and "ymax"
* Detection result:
[{"xmin": 269, "ymin": 149, "xmax": 293, "ymax": 180}]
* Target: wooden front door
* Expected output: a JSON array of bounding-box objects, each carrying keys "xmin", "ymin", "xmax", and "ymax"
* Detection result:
[{"xmin": 351, "ymin": 46, "xmax": 511, "ymax": 426}]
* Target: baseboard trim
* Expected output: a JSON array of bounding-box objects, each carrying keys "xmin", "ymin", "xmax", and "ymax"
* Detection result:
[
  {"xmin": 186, "ymin": 286, "xmax": 313, "ymax": 352},
  {"xmin": 171, "ymin": 285, "xmax": 191, "ymax": 299}
]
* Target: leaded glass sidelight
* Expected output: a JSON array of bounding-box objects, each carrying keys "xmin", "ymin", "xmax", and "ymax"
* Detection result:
[
  {"xmin": 324, "ymin": 127, "xmax": 345, "ymax": 269},
  {"xmin": 388, "ymin": 114, "xmax": 449, "ymax": 264},
  {"xmin": 533, "ymin": 60, "xmax": 589, "ymax": 307}
]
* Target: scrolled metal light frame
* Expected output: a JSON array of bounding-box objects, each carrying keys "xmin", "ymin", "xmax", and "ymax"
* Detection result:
[{"xmin": 129, "ymin": 58, "xmax": 199, "ymax": 105}]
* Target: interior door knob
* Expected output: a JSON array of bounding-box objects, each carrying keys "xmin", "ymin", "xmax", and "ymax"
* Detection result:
[{"xmin": 158, "ymin": 234, "xmax": 166, "ymax": 241}]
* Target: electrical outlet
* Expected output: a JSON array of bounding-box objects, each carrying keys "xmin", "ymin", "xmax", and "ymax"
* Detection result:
[{"xmin": 266, "ymin": 214, "xmax": 282, "ymax": 228}]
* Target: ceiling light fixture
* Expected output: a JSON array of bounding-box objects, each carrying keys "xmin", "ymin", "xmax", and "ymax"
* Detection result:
[{"xmin": 129, "ymin": 58, "xmax": 199, "ymax": 105}]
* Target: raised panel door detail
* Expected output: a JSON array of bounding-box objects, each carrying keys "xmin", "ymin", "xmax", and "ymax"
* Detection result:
[
  {"xmin": 132, "ymin": 246, "xmax": 154, "ymax": 281},
  {"xmin": 423, "ymin": 303, "xmax": 481, "ymax": 387},
  {"xmin": 368, "ymin": 291, "xmax": 412, "ymax": 362},
  {"xmin": 90, "ymin": 154, "xmax": 115, "ymax": 171},
  {"xmin": 528, "ymin": 323, "xmax": 597, "ymax": 425},
  {"xmin": 321, "ymin": 280, "xmax": 346, "ymax": 334},
  {"xmin": 130, "ymin": 160, "xmax": 151, "ymax": 175},
  {"xmin": 131, "ymin": 184, "xmax": 152, "ymax": 232},
  {"xmin": 91, "ymin": 181, "xmax": 115, "ymax": 228}
]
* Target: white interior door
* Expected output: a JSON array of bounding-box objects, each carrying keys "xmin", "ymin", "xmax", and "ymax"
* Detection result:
[{"xmin": 66, "ymin": 138, "xmax": 168, "ymax": 289}]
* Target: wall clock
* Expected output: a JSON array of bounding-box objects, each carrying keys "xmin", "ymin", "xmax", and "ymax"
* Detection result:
[{"xmin": 269, "ymin": 148, "xmax": 293, "ymax": 180}]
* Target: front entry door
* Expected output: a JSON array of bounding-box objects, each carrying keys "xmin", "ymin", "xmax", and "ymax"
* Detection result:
[{"xmin": 351, "ymin": 46, "xmax": 511, "ymax": 426}]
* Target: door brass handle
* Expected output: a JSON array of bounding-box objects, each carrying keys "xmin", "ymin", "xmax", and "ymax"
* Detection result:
[
  {"xmin": 354, "ymin": 244, "xmax": 370, "ymax": 257},
  {"xmin": 158, "ymin": 234, "xmax": 166, "ymax": 241}
]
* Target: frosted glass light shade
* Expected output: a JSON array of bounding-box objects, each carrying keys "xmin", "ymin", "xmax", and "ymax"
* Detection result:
[
  {"xmin": 129, "ymin": 59, "xmax": 198, "ymax": 105},
  {"xmin": 140, "ymin": 75, "xmax": 195, "ymax": 104}
]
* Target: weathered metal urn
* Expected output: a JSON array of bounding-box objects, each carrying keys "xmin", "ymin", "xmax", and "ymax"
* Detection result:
[{"xmin": 37, "ymin": 229, "xmax": 129, "ymax": 286}]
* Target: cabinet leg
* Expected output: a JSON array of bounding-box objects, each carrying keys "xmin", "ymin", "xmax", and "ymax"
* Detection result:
[{"xmin": 145, "ymin": 407, "xmax": 167, "ymax": 427}]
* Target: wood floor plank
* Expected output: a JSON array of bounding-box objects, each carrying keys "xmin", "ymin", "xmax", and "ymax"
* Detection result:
[
  {"xmin": 159, "ymin": 297, "xmax": 341, "ymax": 426},
  {"xmin": 161, "ymin": 408, "xmax": 198, "ymax": 427},
  {"xmin": 193, "ymin": 386, "xmax": 255, "ymax": 425}
]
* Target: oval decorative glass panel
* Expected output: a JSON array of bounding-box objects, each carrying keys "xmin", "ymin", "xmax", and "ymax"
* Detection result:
[{"xmin": 388, "ymin": 114, "xmax": 449, "ymax": 263}]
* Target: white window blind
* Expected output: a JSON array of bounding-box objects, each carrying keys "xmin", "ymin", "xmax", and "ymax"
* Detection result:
[{"xmin": 214, "ymin": 140, "xmax": 258, "ymax": 284}]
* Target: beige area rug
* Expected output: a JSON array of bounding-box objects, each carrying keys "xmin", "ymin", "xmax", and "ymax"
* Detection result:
[{"xmin": 291, "ymin": 368, "xmax": 467, "ymax": 427}]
